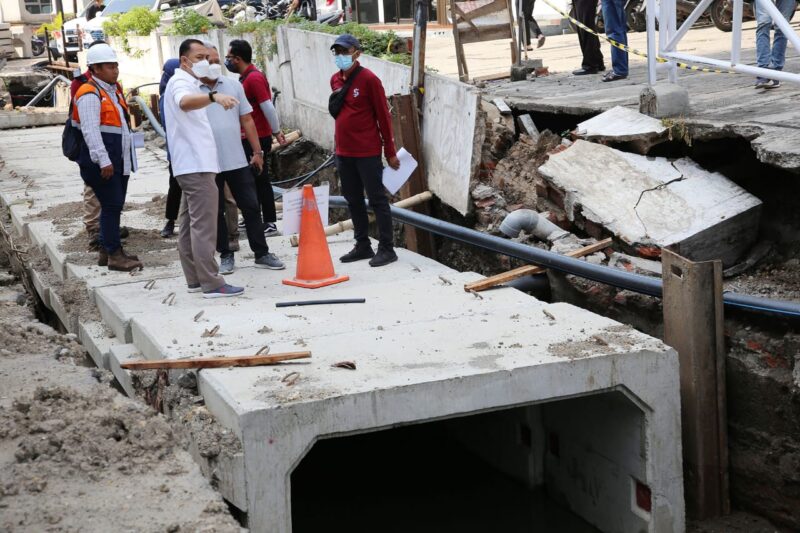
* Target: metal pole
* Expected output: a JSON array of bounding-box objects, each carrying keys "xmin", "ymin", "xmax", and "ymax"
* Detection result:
[
  {"xmin": 664, "ymin": 0, "xmax": 715, "ymax": 51},
  {"xmin": 758, "ymin": 0, "xmax": 800, "ymax": 54},
  {"xmin": 731, "ymin": 0, "xmax": 743, "ymax": 65},
  {"xmin": 54, "ymin": 0, "xmax": 69, "ymax": 68},
  {"xmin": 410, "ymin": 0, "xmax": 429, "ymax": 102},
  {"xmin": 646, "ymin": 0, "xmax": 657, "ymax": 84},
  {"xmin": 44, "ymin": 28, "xmax": 53, "ymax": 63},
  {"xmin": 23, "ymin": 75, "xmax": 72, "ymax": 108},
  {"xmin": 668, "ymin": 0, "xmax": 678, "ymax": 82}
]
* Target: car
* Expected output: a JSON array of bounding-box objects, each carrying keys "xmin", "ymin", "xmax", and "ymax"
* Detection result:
[{"xmin": 53, "ymin": 0, "xmax": 221, "ymax": 61}]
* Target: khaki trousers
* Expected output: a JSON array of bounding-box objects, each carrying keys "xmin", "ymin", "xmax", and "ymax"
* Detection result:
[
  {"xmin": 224, "ymin": 183, "xmax": 239, "ymax": 240},
  {"xmin": 175, "ymin": 172, "xmax": 225, "ymax": 292},
  {"xmin": 83, "ymin": 184, "xmax": 101, "ymax": 235}
]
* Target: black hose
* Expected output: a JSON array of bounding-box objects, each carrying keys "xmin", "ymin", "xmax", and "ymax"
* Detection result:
[
  {"xmin": 326, "ymin": 196, "xmax": 800, "ymax": 319},
  {"xmin": 276, "ymin": 298, "xmax": 366, "ymax": 307}
]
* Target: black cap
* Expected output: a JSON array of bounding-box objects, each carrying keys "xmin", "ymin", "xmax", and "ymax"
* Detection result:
[{"xmin": 331, "ymin": 34, "xmax": 361, "ymax": 51}]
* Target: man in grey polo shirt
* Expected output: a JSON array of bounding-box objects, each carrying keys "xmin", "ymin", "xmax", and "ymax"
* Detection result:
[{"xmin": 198, "ymin": 42, "xmax": 284, "ymax": 273}]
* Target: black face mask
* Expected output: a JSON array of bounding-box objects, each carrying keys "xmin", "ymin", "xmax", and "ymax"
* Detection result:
[{"xmin": 224, "ymin": 58, "xmax": 237, "ymax": 73}]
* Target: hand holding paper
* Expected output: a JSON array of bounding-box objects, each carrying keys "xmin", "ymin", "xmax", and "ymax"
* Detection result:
[{"xmin": 382, "ymin": 148, "xmax": 418, "ymax": 195}]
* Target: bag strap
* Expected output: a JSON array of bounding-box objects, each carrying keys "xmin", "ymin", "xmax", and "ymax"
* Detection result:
[{"xmin": 339, "ymin": 66, "xmax": 363, "ymax": 93}]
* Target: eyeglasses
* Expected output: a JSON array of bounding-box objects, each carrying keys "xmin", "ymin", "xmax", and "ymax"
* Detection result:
[{"xmin": 331, "ymin": 49, "xmax": 354, "ymax": 56}]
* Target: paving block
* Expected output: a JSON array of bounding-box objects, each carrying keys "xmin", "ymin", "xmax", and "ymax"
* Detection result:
[
  {"xmin": 78, "ymin": 320, "xmax": 120, "ymax": 369},
  {"xmin": 107, "ymin": 344, "xmax": 142, "ymax": 398}
]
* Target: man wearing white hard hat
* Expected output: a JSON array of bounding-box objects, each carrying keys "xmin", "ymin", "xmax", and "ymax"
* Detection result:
[{"xmin": 72, "ymin": 43, "xmax": 142, "ymax": 271}]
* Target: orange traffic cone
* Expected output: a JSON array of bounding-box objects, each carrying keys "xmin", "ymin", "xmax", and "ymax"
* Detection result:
[{"xmin": 283, "ymin": 185, "xmax": 349, "ymax": 289}]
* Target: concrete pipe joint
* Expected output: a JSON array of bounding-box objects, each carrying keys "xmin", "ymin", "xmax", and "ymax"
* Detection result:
[{"xmin": 499, "ymin": 209, "xmax": 569, "ymax": 242}]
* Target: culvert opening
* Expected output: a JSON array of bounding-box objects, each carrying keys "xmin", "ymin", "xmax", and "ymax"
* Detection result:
[{"xmin": 291, "ymin": 391, "xmax": 648, "ymax": 533}]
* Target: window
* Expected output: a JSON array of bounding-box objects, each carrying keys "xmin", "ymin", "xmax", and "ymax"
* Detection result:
[{"xmin": 24, "ymin": 0, "xmax": 54, "ymax": 14}]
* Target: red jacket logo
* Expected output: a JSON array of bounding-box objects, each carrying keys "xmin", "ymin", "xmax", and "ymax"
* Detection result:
[{"xmin": 353, "ymin": 88, "xmax": 360, "ymax": 98}]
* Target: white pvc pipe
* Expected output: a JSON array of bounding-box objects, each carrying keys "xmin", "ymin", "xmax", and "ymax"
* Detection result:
[{"xmin": 664, "ymin": 50, "xmax": 800, "ymax": 83}]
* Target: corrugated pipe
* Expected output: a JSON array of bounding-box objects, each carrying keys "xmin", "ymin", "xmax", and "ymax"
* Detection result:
[
  {"xmin": 326, "ymin": 196, "xmax": 800, "ymax": 319},
  {"xmin": 133, "ymin": 95, "xmax": 165, "ymax": 139},
  {"xmin": 499, "ymin": 209, "xmax": 570, "ymax": 242}
]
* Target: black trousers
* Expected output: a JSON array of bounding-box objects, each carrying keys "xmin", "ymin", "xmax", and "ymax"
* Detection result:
[
  {"xmin": 522, "ymin": 0, "xmax": 542, "ymax": 45},
  {"xmin": 242, "ymin": 137, "xmax": 276, "ymax": 225},
  {"xmin": 165, "ymin": 162, "xmax": 182, "ymax": 222},
  {"xmin": 215, "ymin": 166, "xmax": 269, "ymax": 259},
  {"xmin": 574, "ymin": 0, "xmax": 605, "ymax": 70},
  {"xmin": 336, "ymin": 155, "xmax": 393, "ymax": 250}
]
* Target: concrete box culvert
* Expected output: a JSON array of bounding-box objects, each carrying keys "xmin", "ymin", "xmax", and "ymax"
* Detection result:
[{"xmin": 289, "ymin": 389, "xmax": 654, "ymax": 533}]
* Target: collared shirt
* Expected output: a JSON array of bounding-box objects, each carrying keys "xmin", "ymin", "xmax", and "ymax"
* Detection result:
[
  {"xmin": 76, "ymin": 77, "xmax": 135, "ymax": 175},
  {"xmin": 239, "ymin": 64, "xmax": 273, "ymax": 138},
  {"xmin": 199, "ymin": 76, "xmax": 252, "ymax": 172},
  {"xmin": 164, "ymin": 67, "xmax": 219, "ymax": 176}
]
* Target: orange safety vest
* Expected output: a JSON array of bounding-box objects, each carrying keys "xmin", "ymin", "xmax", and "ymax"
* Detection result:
[{"xmin": 71, "ymin": 81, "xmax": 129, "ymax": 134}]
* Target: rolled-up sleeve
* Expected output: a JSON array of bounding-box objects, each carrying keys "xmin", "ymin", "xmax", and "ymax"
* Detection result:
[
  {"xmin": 76, "ymin": 92, "xmax": 111, "ymax": 168},
  {"xmin": 172, "ymin": 78, "xmax": 193, "ymax": 109}
]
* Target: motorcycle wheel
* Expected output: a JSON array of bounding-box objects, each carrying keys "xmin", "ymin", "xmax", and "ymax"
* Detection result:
[
  {"xmin": 710, "ymin": 0, "xmax": 733, "ymax": 32},
  {"xmin": 626, "ymin": 5, "xmax": 647, "ymax": 32},
  {"xmin": 300, "ymin": 0, "xmax": 316, "ymax": 21}
]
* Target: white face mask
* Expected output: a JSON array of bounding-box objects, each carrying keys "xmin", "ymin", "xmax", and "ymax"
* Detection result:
[
  {"xmin": 190, "ymin": 59, "xmax": 210, "ymax": 79},
  {"xmin": 207, "ymin": 63, "xmax": 222, "ymax": 80}
]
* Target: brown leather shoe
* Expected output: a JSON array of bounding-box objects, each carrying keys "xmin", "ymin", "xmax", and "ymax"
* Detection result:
[
  {"xmin": 98, "ymin": 248, "xmax": 137, "ymax": 267},
  {"xmin": 107, "ymin": 249, "xmax": 143, "ymax": 272}
]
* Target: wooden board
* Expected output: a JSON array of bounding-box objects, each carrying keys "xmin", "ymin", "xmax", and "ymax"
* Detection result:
[
  {"xmin": 121, "ymin": 351, "xmax": 311, "ymax": 370},
  {"xmin": 464, "ymin": 238, "xmax": 613, "ymax": 292}
]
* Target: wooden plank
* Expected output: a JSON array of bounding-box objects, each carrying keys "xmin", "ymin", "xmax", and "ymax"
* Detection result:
[
  {"xmin": 662, "ymin": 249, "xmax": 729, "ymax": 519},
  {"xmin": 464, "ymin": 238, "xmax": 612, "ymax": 292},
  {"xmin": 121, "ymin": 351, "xmax": 312, "ymax": 370},
  {"xmin": 451, "ymin": 0, "xmax": 469, "ymax": 81},
  {"xmin": 473, "ymin": 72, "xmax": 511, "ymax": 82},
  {"xmin": 389, "ymin": 94, "xmax": 436, "ymax": 258},
  {"xmin": 458, "ymin": 25, "xmax": 514, "ymax": 44}
]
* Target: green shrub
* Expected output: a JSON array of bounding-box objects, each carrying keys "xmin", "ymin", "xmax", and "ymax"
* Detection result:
[
  {"xmin": 228, "ymin": 18, "xmax": 409, "ymax": 66},
  {"xmin": 36, "ymin": 13, "xmax": 76, "ymax": 36},
  {"xmin": 167, "ymin": 8, "xmax": 213, "ymax": 36},
  {"xmin": 103, "ymin": 7, "xmax": 161, "ymax": 37}
]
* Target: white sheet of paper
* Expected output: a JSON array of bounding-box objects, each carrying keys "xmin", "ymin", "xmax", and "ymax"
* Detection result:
[
  {"xmin": 281, "ymin": 183, "xmax": 330, "ymax": 236},
  {"xmin": 382, "ymin": 148, "xmax": 418, "ymax": 195},
  {"xmin": 132, "ymin": 132, "xmax": 145, "ymax": 149}
]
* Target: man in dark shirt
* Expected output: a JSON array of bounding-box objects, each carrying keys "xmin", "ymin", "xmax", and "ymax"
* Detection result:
[
  {"xmin": 329, "ymin": 34, "xmax": 400, "ymax": 267},
  {"xmin": 224, "ymin": 39, "xmax": 286, "ymax": 238},
  {"xmin": 85, "ymin": 0, "xmax": 105, "ymax": 21}
]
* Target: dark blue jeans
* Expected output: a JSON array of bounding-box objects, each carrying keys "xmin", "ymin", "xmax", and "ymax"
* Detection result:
[
  {"xmin": 80, "ymin": 165, "xmax": 129, "ymax": 254},
  {"xmin": 602, "ymin": 0, "xmax": 629, "ymax": 76}
]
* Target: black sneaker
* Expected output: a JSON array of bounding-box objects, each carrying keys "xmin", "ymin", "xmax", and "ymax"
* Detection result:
[
  {"xmin": 120, "ymin": 226, "xmax": 130, "ymax": 239},
  {"xmin": 160, "ymin": 220, "xmax": 175, "ymax": 238},
  {"xmin": 340, "ymin": 244, "xmax": 374, "ymax": 263},
  {"xmin": 369, "ymin": 247, "xmax": 398, "ymax": 267}
]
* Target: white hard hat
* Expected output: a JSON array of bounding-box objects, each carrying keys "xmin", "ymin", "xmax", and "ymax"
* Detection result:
[{"xmin": 86, "ymin": 43, "xmax": 118, "ymax": 66}]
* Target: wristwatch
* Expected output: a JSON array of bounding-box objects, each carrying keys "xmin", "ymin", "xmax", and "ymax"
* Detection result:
[
  {"xmin": 208, "ymin": 90, "xmax": 217, "ymax": 103},
  {"xmin": 254, "ymin": 151, "xmax": 264, "ymax": 157}
]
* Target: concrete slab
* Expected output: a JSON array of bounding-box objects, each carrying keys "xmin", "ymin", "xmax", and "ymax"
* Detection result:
[
  {"xmin": 0, "ymin": 108, "xmax": 69, "ymax": 129},
  {"xmin": 78, "ymin": 320, "xmax": 119, "ymax": 369},
  {"xmin": 538, "ymin": 140, "xmax": 762, "ymax": 266},
  {"xmin": 575, "ymin": 105, "xmax": 668, "ymax": 154},
  {"xmin": 107, "ymin": 343, "xmax": 142, "ymax": 397},
  {"xmin": 27, "ymin": 266, "xmax": 51, "ymax": 309}
]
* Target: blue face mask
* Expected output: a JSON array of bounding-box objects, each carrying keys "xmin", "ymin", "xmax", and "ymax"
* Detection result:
[
  {"xmin": 224, "ymin": 58, "xmax": 236, "ymax": 73},
  {"xmin": 335, "ymin": 54, "xmax": 354, "ymax": 71}
]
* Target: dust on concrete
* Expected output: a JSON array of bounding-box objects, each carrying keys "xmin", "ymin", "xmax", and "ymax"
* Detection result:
[
  {"xmin": 547, "ymin": 325, "xmax": 641, "ymax": 359},
  {"xmin": 61, "ymin": 227, "xmax": 179, "ymax": 267},
  {"xmin": 25, "ymin": 200, "xmax": 84, "ymax": 232},
  {"xmin": 725, "ymin": 256, "xmax": 800, "ymax": 302}
]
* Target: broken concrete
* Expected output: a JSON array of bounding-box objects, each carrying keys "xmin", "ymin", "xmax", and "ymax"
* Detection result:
[
  {"xmin": 640, "ymin": 83, "xmax": 691, "ymax": 119},
  {"xmin": 576, "ymin": 105, "xmax": 669, "ymax": 154},
  {"xmin": 537, "ymin": 140, "xmax": 762, "ymax": 266}
]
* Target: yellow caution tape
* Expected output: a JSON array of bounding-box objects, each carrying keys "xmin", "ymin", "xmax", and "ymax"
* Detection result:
[{"xmin": 537, "ymin": 0, "xmax": 736, "ymax": 74}]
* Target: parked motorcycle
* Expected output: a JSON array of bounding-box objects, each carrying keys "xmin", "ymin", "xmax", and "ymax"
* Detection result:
[{"xmin": 31, "ymin": 35, "xmax": 46, "ymax": 57}]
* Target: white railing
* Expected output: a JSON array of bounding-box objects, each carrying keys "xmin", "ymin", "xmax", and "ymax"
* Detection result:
[{"xmin": 646, "ymin": 0, "xmax": 800, "ymax": 84}]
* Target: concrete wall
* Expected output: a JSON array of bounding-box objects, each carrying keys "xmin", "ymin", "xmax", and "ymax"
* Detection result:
[{"xmin": 109, "ymin": 26, "xmax": 480, "ymax": 214}]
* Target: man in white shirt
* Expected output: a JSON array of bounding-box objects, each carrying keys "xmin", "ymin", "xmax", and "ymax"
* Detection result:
[{"xmin": 164, "ymin": 38, "xmax": 243, "ymax": 299}]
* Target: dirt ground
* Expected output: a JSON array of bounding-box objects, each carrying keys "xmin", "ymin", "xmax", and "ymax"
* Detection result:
[{"xmin": 0, "ymin": 253, "xmax": 243, "ymax": 532}]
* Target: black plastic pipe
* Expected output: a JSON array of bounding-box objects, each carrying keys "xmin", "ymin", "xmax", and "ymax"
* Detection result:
[
  {"xmin": 327, "ymin": 196, "xmax": 800, "ymax": 319},
  {"xmin": 276, "ymin": 298, "xmax": 366, "ymax": 308}
]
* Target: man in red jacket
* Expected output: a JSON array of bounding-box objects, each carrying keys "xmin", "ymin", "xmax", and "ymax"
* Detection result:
[{"xmin": 330, "ymin": 34, "xmax": 400, "ymax": 267}]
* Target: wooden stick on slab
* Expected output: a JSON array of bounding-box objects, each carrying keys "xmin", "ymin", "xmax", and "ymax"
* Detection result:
[
  {"xmin": 464, "ymin": 238, "xmax": 613, "ymax": 293},
  {"xmin": 121, "ymin": 351, "xmax": 311, "ymax": 370}
]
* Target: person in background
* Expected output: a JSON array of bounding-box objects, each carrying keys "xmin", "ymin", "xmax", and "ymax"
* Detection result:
[
  {"xmin": 753, "ymin": 0, "xmax": 797, "ymax": 89},
  {"xmin": 522, "ymin": 0, "xmax": 546, "ymax": 50},
  {"xmin": 85, "ymin": 0, "xmax": 105, "ymax": 21},
  {"xmin": 72, "ymin": 43, "xmax": 141, "ymax": 271},
  {"xmin": 164, "ymin": 38, "xmax": 243, "ymax": 299},
  {"xmin": 158, "ymin": 57, "xmax": 181, "ymax": 238},
  {"xmin": 600, "ymin": 0, "xmax": 628, "ymax": 81},
  {"xmin": 198, "ymin": 41, "xmax": 285, "ymax": 273},
  {"xmin": 329, "ymin": 34, "xmax": 400, "ymax": 268},
  {"xmin": 224, "ymin": 39, "xmax": 286, "ymax": 238},
  {"xmin": 571, "ymin": 0, "xmax": 605, "ymax": 75}
]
